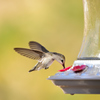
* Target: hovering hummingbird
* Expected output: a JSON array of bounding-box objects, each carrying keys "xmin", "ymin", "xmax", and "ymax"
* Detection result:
[{"xmin": 14, "ymin": 41, "xmax": 65, "ymax": 72}]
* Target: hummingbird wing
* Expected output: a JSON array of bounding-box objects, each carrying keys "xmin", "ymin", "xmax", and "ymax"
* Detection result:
[
  {"xmin": 29, "ymin": 41, "xmax": 49, "ymax": 53},
  {"xmin": 14, "ymin": 48, "xmax": 44, "ymax": 60}
]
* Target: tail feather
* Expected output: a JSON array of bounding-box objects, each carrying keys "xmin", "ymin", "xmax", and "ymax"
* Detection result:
[
  {"xmin": 29, "ymin": 62, "xmax": 42, "ymax": 72},
  {"xmin": 29, "ymin": 66, "xmax": 37, "ymax": 72}
]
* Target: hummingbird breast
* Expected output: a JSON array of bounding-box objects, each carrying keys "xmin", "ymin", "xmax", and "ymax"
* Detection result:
[{"xmin": 40, "ymin": 56, "xmax": 54, "ymax": 69}]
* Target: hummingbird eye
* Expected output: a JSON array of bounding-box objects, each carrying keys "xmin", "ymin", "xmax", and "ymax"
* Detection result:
[{"xmin": 61, "ymin": 60, "xmax": 63, "ymax": 63}]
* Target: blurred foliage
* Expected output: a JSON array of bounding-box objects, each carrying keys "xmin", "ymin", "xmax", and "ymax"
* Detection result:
[{"xmin": 0, "ymin": 0, "xmax": 99, "ymax": 100}]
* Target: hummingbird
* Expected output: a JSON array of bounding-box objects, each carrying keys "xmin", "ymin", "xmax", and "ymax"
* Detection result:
[{"xmin": 14, "ymin": 41, "xmax": 65, "ymax": 72}]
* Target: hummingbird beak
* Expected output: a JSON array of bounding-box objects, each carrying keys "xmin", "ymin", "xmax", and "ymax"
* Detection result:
[{"xmin": 62, "ymin": 63, "xmax": 65, "ymax": 69}]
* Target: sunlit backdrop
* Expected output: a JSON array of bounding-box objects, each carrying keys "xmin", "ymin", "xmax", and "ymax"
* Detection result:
[{"xmin": 0, "ymin": 0, "xmax": 99, "ymax": 100}]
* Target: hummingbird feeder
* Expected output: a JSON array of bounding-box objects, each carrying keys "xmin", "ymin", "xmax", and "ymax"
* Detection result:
[{"xmin": 48, "ymin": 0, "xmax": 100, "ymax": 94}]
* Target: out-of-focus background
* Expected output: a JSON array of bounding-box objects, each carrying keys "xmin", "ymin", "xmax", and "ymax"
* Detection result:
[{"xmin": 0, "ymin": 0, "xmax": 100, "ymax": 100}]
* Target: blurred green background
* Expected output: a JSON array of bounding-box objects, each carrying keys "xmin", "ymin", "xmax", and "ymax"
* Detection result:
[{"xmin": 0, "ymin": 0, "xmax": 100, "ymax": 100}]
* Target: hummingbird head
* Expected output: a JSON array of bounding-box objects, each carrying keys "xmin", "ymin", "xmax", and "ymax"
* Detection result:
[{"xmin": 53, "ymin": 53, "xmax": 65, "ymax": 69}]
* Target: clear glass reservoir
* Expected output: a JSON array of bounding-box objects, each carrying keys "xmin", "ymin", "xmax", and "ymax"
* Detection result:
[{"xmin": 78, "ymin": 0, "xmax": 100, "ymax": 60}]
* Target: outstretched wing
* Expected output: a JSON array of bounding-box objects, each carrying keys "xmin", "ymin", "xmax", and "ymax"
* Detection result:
[
  {"xmin": 14, "ymin": 48, "xmax": 44, "ymax": 60},
  {"xmin": 29, "ymin": 41, "xmax": 49, "ymax": 53}
]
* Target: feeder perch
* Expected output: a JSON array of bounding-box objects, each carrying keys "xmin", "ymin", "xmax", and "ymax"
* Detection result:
[{"xmin": 48, "ymin": 0, "xmax": 100, "ymax": 94}]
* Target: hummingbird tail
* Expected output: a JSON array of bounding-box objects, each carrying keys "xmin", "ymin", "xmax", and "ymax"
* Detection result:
[
  {"xmin": 29, "ymin": 62, "xmax": 42, "ymax": 72},
  {"xmin": 29, "ymin": 66, "xmax": 37, "ymax": 72}
]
